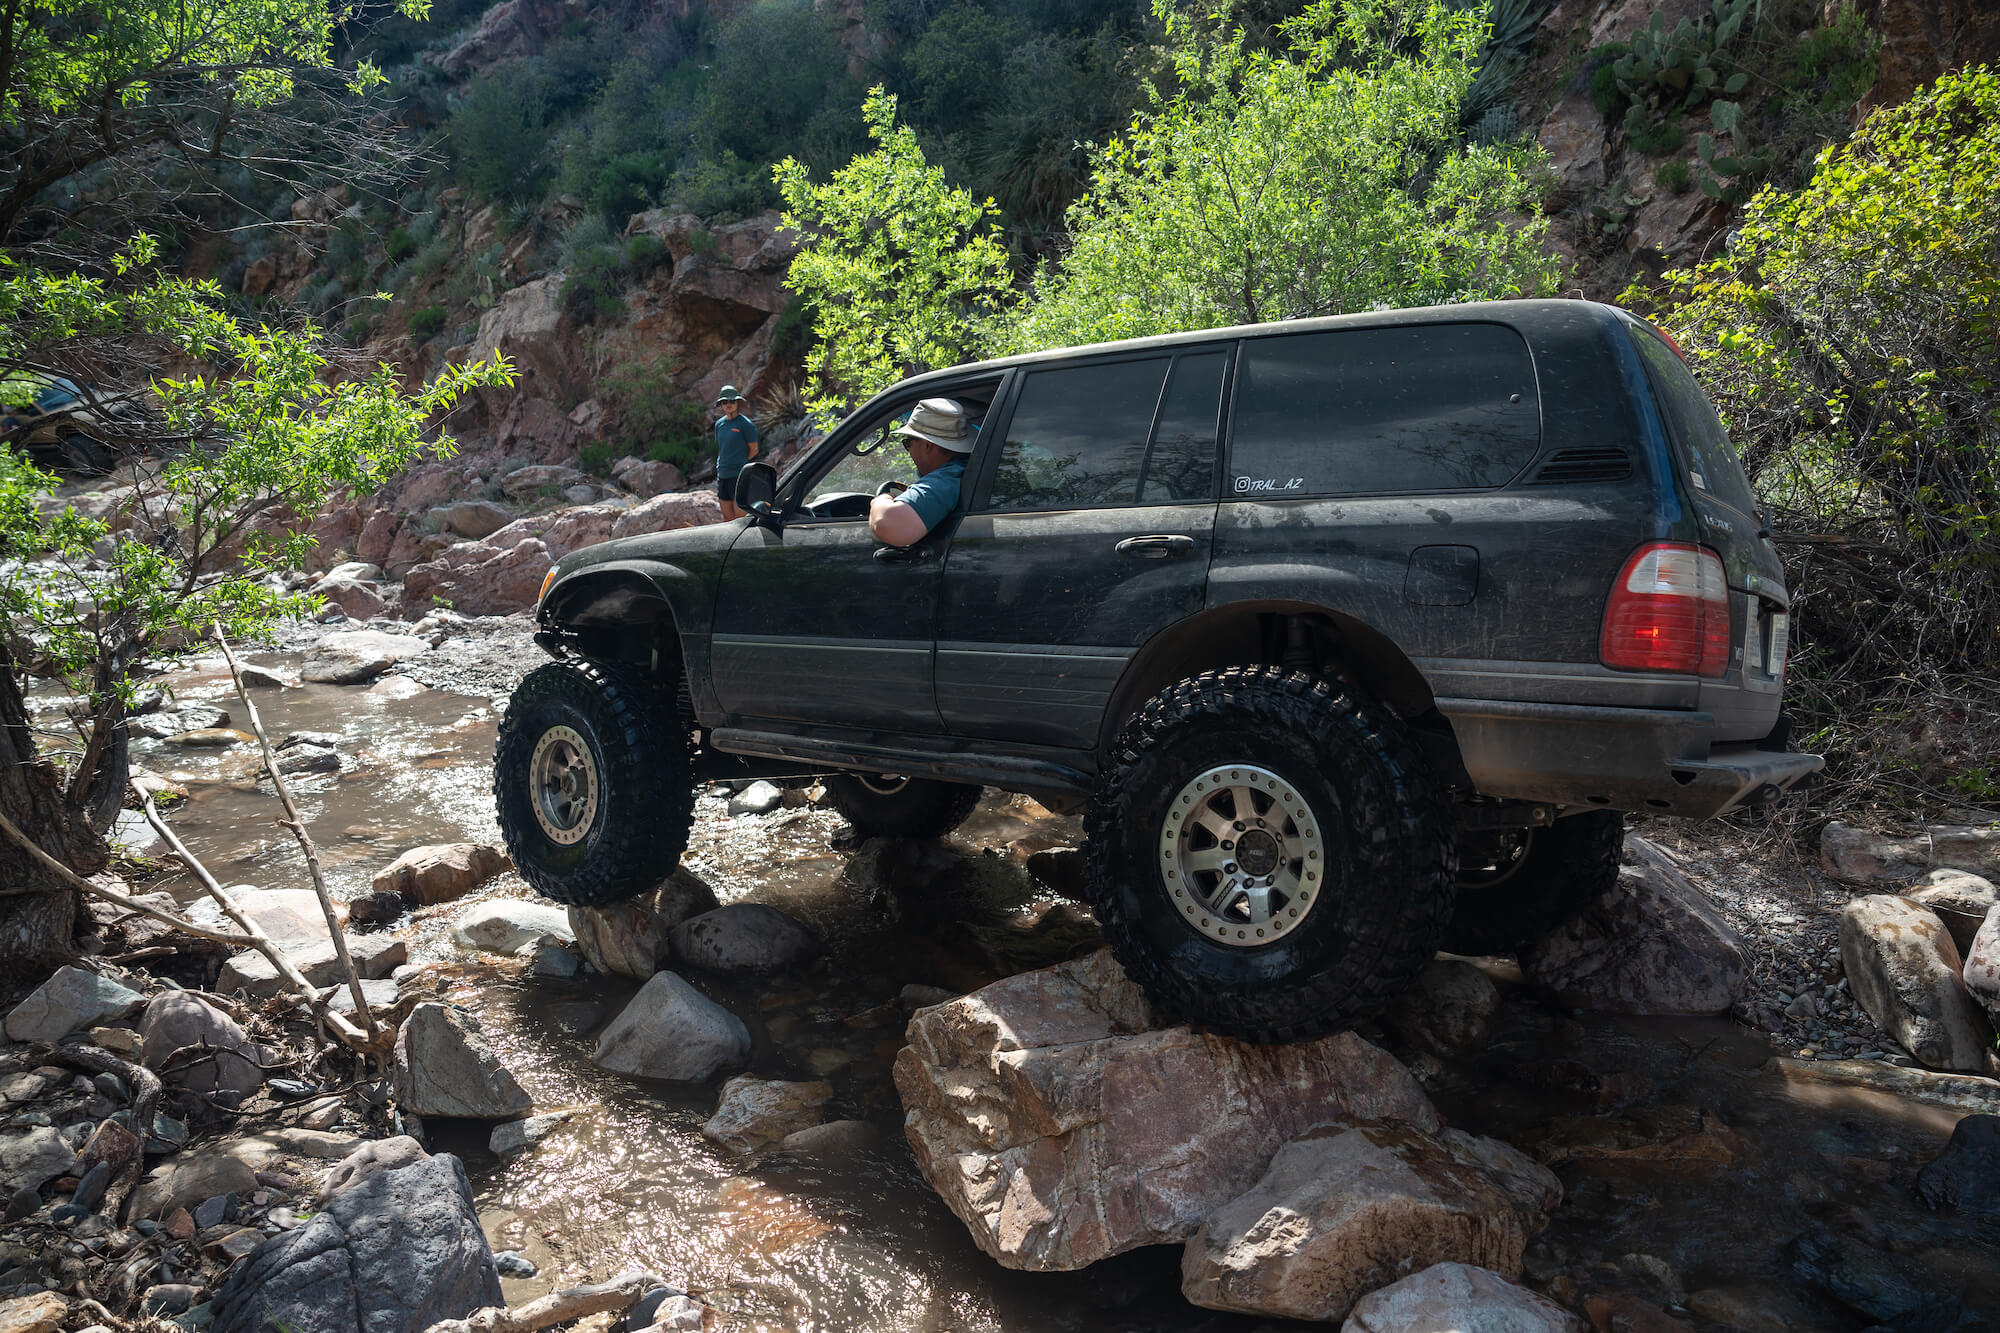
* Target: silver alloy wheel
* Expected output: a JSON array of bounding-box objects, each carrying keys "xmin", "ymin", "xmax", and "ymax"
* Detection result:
[
  {"xmin": 857, "ymin": 773, "xmax": 909, "ymax": 796},
  {"xmin": 1159, "ymin": 763, "xmax": 1324, "ymax": 947},
  {"xmin": 529, "ymin": 725, "xmax": 599, "ymax": 845}
]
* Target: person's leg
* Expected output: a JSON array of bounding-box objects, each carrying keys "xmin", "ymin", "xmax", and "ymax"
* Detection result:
[{"xmin": 719, "ymin": 497, "xmax": 744, "ymax": 521}]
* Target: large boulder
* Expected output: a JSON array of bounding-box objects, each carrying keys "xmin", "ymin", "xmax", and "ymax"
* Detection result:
[
  {"xmin": 1385, "ymin": 959, "xmax": 1499, "ymax": 1056},
  {"xmin": 3, "ymin": 965, "xmax": 144, "ymax": 1043},
  {"xmin": 431, "ymin": 500, "xmax": 513, "ymax": 540},
  {"xmin": 701, "ymin": 1076, "xmax": 833, "ymax": 1153},
  {"xmin": 373, "ymin": 843, "xmax": 512, "ymax": 907},
  {"xmin": 611, "ymin": 492, "xmax": 722, "ymax": 539},
  {"xmin": 217, "ymin": 933, "xmax": 406, "ymax": 999},
  {"xmin": 1342, "ymin": 1262, "xmax": 1586, "ymax": 1332},
  {"xmin": 1915, "ymin": 1113, "xmax": 2000, "ymax": 1217},
  {"xmin": 1520, "ymin": 838, "xmax": 1746, "ymax": 1016},
  {"xmin": 472, "ymin": 273, "xmax": 569, "ymax": 392},
  {"xmin": 1182, "ymin": 1124, "xmax": 1562, "ymax": 1322},
  {"xmin": 1823, "ymin": 820, "xmax": 2000, "ymax": 882},
  {"xmin": 452, "ymin": 900, "xmax": 575, "ymax": 954},
  {"xmin": 301, "ymin": 630, "xmax": 432, "ymax": 684},
  {"xmin": 499, "ymin": 464, "xmax": 586, "ymax": 498},
  {"xmin": 210, "ymin": 1150, "xmax": 501, "ymax": 1333},
  {"xmin": 403, "ymin": 537, "xmax": 553, "ymax": 617},
  {"xmin": 1840, "ymin": 895, "xmax": 1994, "ymax": 1072},
  {"xmin": 392, "ymin": 1003, "xmax": 533, "ymax": 1119},
  {"xmin": 1965, "ymin": 904, "xmax": 2000, "ymax": 1029},
  {"xmin": 592, "ymin": 972, "xmax": 749, "ymax": 1082},
  {"xmin": 131, "ymin": 1148, "xmax": 260, "ymax": 1220},
  {"xmin": 669, "ymin": 903, "xmax": 820, "ymax": 977},
  {"xmin": 568, "ymin": 870, "xmax": 720, "ymax": 980},
  {"xmin": 1910, "ymin": 869, "xmax": 1999, "ymax": 955},
  {"xmin": 894, "ymin": 949, "xmax": 1439, "ymax": 1271},
  {"xmin": 140, "ymin": 991, "xmax": 266, "ymax": 1099}
]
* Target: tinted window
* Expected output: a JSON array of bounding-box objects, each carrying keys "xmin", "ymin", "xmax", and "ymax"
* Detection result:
[
  {"xmin": 1139, "ymin": 352, "xmax": 1228, "ymax": 501},
  {"xmin": 1627, "ymin": 325, "xmax": 1761, "ymax": 519},
  {"xmin": 987, "ymin": 359, "xmax": 1169, "ymax": 510},
  {"xmin": 1228, "ymin": 324, "xmax": 1540, "ymax": 497}
]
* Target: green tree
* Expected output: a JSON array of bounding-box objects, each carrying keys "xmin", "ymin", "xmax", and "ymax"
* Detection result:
[
  {"xmin": 0, "ymin": 0, "xmax": 432, "ymax": 247},
  {"xmin": 774, "ymin": 87, "xmax": 1013, "ymax": 413},
  {"xmin": 0, "ymin": 235, "xmax": 511, "ymax": 964},
  {"xmin": 1637, "ymin": 65, "xmax": 2000, "ymax": 693},
  {"xmin": 1002, "ymin": 0, "xmax": 1563, "ymax": 351}
]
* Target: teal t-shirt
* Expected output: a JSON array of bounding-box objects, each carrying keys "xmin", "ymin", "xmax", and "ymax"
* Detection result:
[
  {"xmin": 898, "ymin": 458, "xmax": 965, "ymax": 534},
  {"xmin": 714, "ymin": 413, "xmax": 759, "ymax": 479}
]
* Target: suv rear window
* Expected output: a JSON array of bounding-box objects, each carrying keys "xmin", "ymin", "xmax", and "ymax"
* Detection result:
[
  {"xmin": 1228, "ymin": 323, "xmax": 1540, "ymax": 497},
  {"xmin": 1626, "ymin": 325, "xmax": 1761, "ymax": 519},
  {"xmin": 987, "ymin": 352, "xmax": 1226, "ymax": 510}
]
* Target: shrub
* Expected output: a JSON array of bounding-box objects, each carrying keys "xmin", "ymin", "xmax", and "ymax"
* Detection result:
[
  {"xmin": 603, "ymin": 360, "xmax": 707, "ymax": 467},
  {"xmin": 408, "ymin": 305, "xmax": 448, "ymax": 340},
  {"xmin": 452, "ymin": 66, "xmax": 555, "ymax": 204},
  {"xmin": 1624, "ymin": 108, "xmax": 1687, "ymax": 155},
  {"xmin": 1656, "ymin": 157, "xmax": 1692, "ymax": 193},
  {"xmin": 385, "ymin": 227, "xmax": 418, "ymax": 263}
]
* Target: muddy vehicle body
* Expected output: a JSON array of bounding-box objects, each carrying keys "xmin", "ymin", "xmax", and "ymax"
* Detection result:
[
  {"xmin": 0, "ymin": 371, "xmax": 126, "ymax": 475},
  {"xmin": 494, "ymin": 299, "xmax": 1821, "ymax": 1040}
]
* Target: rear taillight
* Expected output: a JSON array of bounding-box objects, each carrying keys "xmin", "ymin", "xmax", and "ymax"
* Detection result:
[{"xmin": 1601, "ymin": 542, "xmax": 1731, "ymax": 677}]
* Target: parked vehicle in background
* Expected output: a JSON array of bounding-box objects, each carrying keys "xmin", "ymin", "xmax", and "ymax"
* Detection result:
[
  {"xmin": 493, "ymin": 299, "xmax": 1821, "ymax": 1042},
  {"xmin": 0, "ymin": 370, "xmax": 125, "ymax": 474}
]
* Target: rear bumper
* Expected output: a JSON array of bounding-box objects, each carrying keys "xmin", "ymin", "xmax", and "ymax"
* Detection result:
[{"xmin": 1435, "ymin": 697, "xmax": 1823, "ymax": 820}]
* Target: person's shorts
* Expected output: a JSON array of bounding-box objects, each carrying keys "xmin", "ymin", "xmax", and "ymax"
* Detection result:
[{"xmin": 717, "ymin": 474, "xmax": 740, "ymax": 504}]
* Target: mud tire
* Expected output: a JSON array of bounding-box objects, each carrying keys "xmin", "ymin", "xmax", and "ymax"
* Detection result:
[
  {"xmin": 825, "ymin": 773, "xmax": 981, "ymax": 839},
  {"xmin": 494, "ymin": 658, "xmax": 692, "ymax": 908},
  {"xmin": 1443, "ymin": 809, "xmax": 1625, "ymax": 956},
  {"xmin": 1082, "ymin": 665, "xmax": 1457, "ymax": 1043}
]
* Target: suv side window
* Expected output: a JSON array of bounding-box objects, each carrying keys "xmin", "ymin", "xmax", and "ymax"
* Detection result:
[
  {"xmin": 1626, "ymin": 325, "xmax": 1761, "ymax": 519},
  {"xmin": 1228, "ymin": 324, "xmax": 1540, "ymax": 497}
]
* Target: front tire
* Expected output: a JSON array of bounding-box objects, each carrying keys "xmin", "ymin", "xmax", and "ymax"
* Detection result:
[
  {"xmin": 494, "ymin": 658, "xmax": 692, "ymax": 908},
  {"xmin": 1083, "ymin": 666, "xmax": 1456, "ymax": 1043},
  {"xmin": 825, "ymin": 773, "xmax": 981, "ymax": 839},
  {"xmin": 1443, "ymin": 810, "xmax": 1625, "ymax": 956}
]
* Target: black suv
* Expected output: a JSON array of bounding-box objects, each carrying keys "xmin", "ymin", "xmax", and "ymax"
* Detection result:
[{"xmin": 493, "ymin": 299, "xmax": 1820, "ymax": 1041}]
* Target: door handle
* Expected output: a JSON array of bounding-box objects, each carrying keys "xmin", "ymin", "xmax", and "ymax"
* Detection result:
[
  {"xmin": 1115, "ymin": 534, "xmax": 1197, "ymax": 560},
  {"xmin": 873, "ymin": 544, "xmax": 934, "ymax": 564}
]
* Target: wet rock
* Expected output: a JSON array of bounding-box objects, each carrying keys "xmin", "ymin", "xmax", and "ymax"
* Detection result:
[
  {"xmin": 300, "ymin": 628, "xmax": 432, "ymax": 684},
  {"xmin": 1839, "ymin": 894, "xmax": 1994, "ymax": 1072},
  {"xmin": 1963, "ymin": 903, "xmax": 2000, "ymax": 1029},
  {"xmin": 140, "ymin": 991, "xmax": 266, "ymax": 1099},
  {"xmin": 489, "ymin": 1111, "xmax": 572, "ymax": 1160},
  {"xmin": 669, "ymin": 903, "xmax": 820, "ymax": 977},
  {"xmin": 238, "ymin": 663, "xmax": 300, "ymax": 689},
  {"xmin": 593, "ymin": 972, "xmax": 750, "ymax": 1082},
  {"xmin": 1914, "ymin": 1113, "xmax": 2000, "ymax": 1216},
  {"xmin": 525, "ymin": 939, "xmax": 580, "ymax": 977},
  {"xmin": 639, "ymin": 1295, "xmax": 706, "ymax": 1331},
  {"xmin": 568, "ymin": 869, "xmax": 721, "ymax": 980},
  {"xmin": 1182, "ymin": 1123, "xmax": 1561, "ymax": 1321},
  {"xmin": 431, "ymin": 500, "xmax": 513, "ymax": 540},
  {"xmin": 165, "ymin": 726, "xmax": 255, "ymax": 747},
  {"xmin": 131, "ymin": 1149, "xmax": 259, "ymax": 1220},
  {"xmin": 373, "ymin": 842, "xmax": 512, "ymax": 906},
  {"xmin": 895, "ymin": 949, "xmax": 1439, "ymax": 1271},
  {"xmin": 348, "ymin": 890, "xmax": 406, "ymax": 925},
  {"xmin": 329, "ymin": 977, "xmax": 399, "ymax": 1014},
  {"xmin": 493, "ymin": 1250, "xmax": 537, "ymax": 1279},
  {"xmin": 1683, "ymin": 1285, "xmax": 1822, "ymax": 1333},
  {"xmin": 1908, "ymin": 868, "xmax": 1998, "ymax": 953},
  {"xmin": 0, "ymin": 1293, "xmax": 69, "ymax": 1333},
  {"xmin": 210, "ymin": 1151, "xmax": 501, "ymax": 1333},
  {"xmin": 610, "ymin": 491, "xmax": 723, "ymax": 539},
  {"xmin": 217, "ymin": 932, "xmax": 406, "ymax": 999},
  {"xmin": 3, "ymin": 965, "xmax": 144, "ymax": 1042},
  {"xmin": 1785, "ymin": 1228, "xmax": 1961, "ymax": 1330},
  {"xmin": 1023, "ymin": 846, "xmax": 1085, "ymax": 898},
  {"xmin": 1342, "ymin": 1261, "xmax": 1585, "ymax": 1332},
  {"xmin": 727, "ymin": 780, "xmax": 784, "ymax": 815},
  {"xmin": 452, "ymin": 900, "xmax": 575, "ymax": 954},
  {"xmin": 1386, "ymin": 958, "xmax": 1500, "ymax": 1056},
  {"xmin": 780, "ymin": 1120, "xmax": 882, "ymax": 1157},
  {"xmin": 315, "ymin": 1136, "xmax": 427, "ymax": 1205},
  {"xmin": 701, "ymin": 1076, "xmax": 833, "ymax": 1153},
  {"xmin": 266, "ymin": 739, "xmax": 341, "ymax": 776},
  {"xmin": 1521, "ymin": 838, "xmax": 1746, "ymax": 1016},
  {"xmin": 0, "ymin": 1127, "xmax": 78, "ymax": 1196},
  {"xmin": 130, "ymin": 706, "xmax": 229, "ymax": 739},
  {"xmin": 392, "ymin": 1003, "xmax": 533, "ymax": 1119},
  {"xmin": 369, "ymin": 674, "xmax": 427, "ymax": 699}
]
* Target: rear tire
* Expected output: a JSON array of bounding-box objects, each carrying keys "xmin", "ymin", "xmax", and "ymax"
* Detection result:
[
  {"xmin": 1082, "ymin": 666, "xmax": 1456, "ymax": 1043},
  {"xmin": 494, "ymin": 658, "xmax": 692, "ymax": 908},
  {"xmin": 1443, "ymin": 810, "xmax": 1625, "ymax": 956},
  {"xmin": 825, "ymin": 773, "xmax": 981, "ymax": 839},
  {"xmin": 55, "ymin": 429, "xmax": 116, "ymax": 476}
]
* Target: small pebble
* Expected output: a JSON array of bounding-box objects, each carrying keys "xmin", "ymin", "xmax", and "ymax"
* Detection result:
[{"xmin": 493, "ymin": 1250, "xmax": 538, "ymax": 1279}]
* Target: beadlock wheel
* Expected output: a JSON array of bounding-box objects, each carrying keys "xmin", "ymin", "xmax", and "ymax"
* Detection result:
[
  {"xmin": 529, "ymin": 725, "xmax": 599, "ymax": 845},
  {"xmin": 1160, "ymin": 763, "xmax": 1324, "ymax": 947}
]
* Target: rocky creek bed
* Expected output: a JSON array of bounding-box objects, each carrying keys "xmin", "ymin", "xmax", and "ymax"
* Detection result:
[{"xmin": 2, "ymin": 614, "xmax": 1998, "ymax": 1332}]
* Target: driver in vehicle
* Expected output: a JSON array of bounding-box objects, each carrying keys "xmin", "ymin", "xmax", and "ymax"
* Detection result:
[{"xmin": 869, "ymin": 398, "xmax": 973, "ymax": 547}]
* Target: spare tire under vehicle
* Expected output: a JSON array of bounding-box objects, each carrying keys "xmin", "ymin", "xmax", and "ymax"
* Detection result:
[
  {"xmin": 1083, "ymin": 665, "xmax": 1457, "ymax": 1043},
  {"xmin": 494, "ymin": 658, "xmax": 693, "ymax": 907}
]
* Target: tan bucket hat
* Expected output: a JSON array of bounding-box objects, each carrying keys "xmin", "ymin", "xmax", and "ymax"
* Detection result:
[{"xmin": 893, "ymin": 398, "xmax": 974, "ymax": 452}]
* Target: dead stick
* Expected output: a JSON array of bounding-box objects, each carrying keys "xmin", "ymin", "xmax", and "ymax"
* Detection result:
[
  {"xmin": 421, "ymin": 1273, "xmax": 662, "ymax": 1333},
  {"xmin": 211, "ymin": 624, "xmax": 380, "ymax": 1042},
  {"xmin": 136, "ymin": 791, "xmax": 371, "ymax": 1050}
]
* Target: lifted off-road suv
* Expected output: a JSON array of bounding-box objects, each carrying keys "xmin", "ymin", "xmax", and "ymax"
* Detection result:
[{"xmin": 493, "ymin": 299, "xmax": 1820, "ymax": 1041}]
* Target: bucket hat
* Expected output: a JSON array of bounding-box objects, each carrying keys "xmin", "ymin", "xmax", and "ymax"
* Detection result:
[
  {"xmin": 893, "ymin": 398, "xmax": 974, "ymax": 453},
  {"xmin": 715, "ymin": 385, "xmax": 745, "ymax": 403}
]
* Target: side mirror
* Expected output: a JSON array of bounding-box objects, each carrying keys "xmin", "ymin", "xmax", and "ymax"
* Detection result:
[{"xmin": 733, "ymin": 462, "xmax": 780, "ymax": 526}]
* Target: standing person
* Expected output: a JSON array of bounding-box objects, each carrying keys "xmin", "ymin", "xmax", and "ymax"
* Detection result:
[
  {"xmin": 713, "ymin": 385, "xmax": 759, "ymax": 520},
  {"xmin": 869, "ymin": 398, "xmax": 973, "ymax": 546}
]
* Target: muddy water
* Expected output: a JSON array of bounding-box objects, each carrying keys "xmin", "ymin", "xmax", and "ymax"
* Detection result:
[{"xmin": 86, "ymin": 655, "xmax": 1999, "ymax": 1331}]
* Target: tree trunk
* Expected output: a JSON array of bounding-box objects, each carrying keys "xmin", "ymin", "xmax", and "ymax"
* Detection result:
[{"xmin": 0, "ymin": 641, "xmax": 108, "ymax": 972}]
